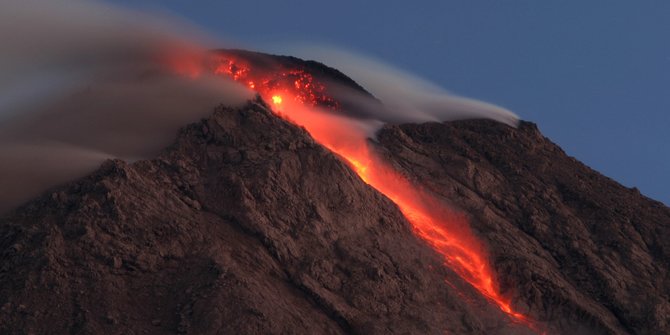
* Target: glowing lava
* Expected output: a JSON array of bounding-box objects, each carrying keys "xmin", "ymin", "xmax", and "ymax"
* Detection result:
[
  {"xmin": 272, "ymin": 95, "xmax": 283, "ymax": 105},
  {"xmin": 200, "ymin": 51, "xmax": 539, "ymax": 332}
]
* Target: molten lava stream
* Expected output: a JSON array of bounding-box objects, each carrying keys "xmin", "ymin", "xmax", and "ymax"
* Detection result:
[
  {"xmin": 262, "ymin": 95, "xmax": 536, "ymax": 330},
  {"xmin": 201, "ymin": 55, "xmax": 539, "ymax": 332}
]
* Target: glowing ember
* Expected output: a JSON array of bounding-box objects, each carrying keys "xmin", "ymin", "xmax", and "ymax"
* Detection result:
[
  {"xmin": 272, "ymin": 95, "xmax": 283, "ymax": 105},
  {"xmin": 184, "ymin": 51, "xmax": 540, "ymax": 333},
  {"xmin": 208, "ymin": 53, "xmax": 340, "ymax": 110}
]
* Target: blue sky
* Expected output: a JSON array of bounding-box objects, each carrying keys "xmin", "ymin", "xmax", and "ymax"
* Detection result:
[{"xmin": 110, "ymin": 0, "xmax": 669, "ymax": 205}]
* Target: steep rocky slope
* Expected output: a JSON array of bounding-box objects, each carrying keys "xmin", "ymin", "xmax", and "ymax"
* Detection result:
[
  {"xmin": 377, "ymin": 120, "xmax": 670, "ymax": 334},
  {"xmin": 0, "ymin": 100, "xmax": 534, "ymax": 334}
]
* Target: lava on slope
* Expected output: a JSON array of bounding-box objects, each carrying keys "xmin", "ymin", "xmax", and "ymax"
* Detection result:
[
  {"xmin": 184, "ymin": 50, "xmax": 540, "ymax": 332},
  {"xmin": 211, "ymin": 51, "xmax": 340, "ymax": 110}
]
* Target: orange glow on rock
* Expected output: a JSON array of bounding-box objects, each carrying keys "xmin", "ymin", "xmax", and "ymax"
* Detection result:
[{"xmin": 206, "ymin": 51, "xmax": 540, "ymax": 333}]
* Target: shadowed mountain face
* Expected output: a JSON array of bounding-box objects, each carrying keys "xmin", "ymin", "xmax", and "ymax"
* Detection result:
[
  {"xmin": 376, "ymin": 121, "xmax": 670, "ymax": 334},
  {"xmin": 0, "ymin": 101, "xmax": 532, "ymax": 335},
  {"xmin": 0, "ymin": 53, "xmax": 668, "ymax": 335}
]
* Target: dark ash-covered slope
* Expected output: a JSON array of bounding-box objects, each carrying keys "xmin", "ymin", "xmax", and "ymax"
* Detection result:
[
  {"xmin": 376, "ymin": 120, "xmax": 670, "ymax": 334},
  {"xmin": 0, "ymin": 100, "xmax": 528, "ymax": 334}
]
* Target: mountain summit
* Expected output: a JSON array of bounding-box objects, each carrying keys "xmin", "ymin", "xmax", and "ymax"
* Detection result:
[{"xmin": 1, "ymin": 53, "xmax": 668, "ymax": 335}]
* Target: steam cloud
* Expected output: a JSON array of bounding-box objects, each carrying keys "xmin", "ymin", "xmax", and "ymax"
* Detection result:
[{"xmin": 0, "ymin": 0, "xmax": 251, "ymax": 212}]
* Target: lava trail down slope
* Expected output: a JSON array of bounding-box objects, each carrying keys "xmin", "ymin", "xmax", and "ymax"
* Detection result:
[{"xmin": 206, "ymin": 49, "xmax": 539, "ymax": 332}]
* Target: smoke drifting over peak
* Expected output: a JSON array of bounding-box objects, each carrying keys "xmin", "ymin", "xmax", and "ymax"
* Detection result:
[
  {"xmin": 0, "ymin": 1, "xmax": 519, "ymax": 212},
  {"xmin": 287, "ymin": 47, "xmax": 519, "ymax": 127},
  {"xmin": 0, "ymin": 0, "xmax": 251, "ymax": 212}
]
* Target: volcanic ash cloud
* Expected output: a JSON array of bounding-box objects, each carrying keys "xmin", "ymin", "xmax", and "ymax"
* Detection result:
[{"xmin": 0, "ymin": 0, "xmax": 251, "ymax": 212}]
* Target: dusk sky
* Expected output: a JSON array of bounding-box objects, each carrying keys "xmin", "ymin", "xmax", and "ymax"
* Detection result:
[{"xmin": 110, "ymin": 0, "xmax": 669, "ymax": 205}]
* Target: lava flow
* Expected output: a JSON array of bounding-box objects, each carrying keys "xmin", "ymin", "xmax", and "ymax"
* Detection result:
[{"xmin": 200, "ymin": 51, "xmax": 538, "ymax": 331}]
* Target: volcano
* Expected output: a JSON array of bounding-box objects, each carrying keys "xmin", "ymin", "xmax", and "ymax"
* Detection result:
[{"xmin": 0, "ymin": 51, "xmax": 668, "ymax": 335}]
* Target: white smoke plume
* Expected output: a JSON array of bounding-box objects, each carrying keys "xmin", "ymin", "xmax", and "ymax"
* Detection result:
[
  {"xmin": 285, "ymin": 46, "xmax": 519, "ymax": 127},
  {"xmin": 0, "ymin": 0, "xmax": 251, "ymax": 212}
]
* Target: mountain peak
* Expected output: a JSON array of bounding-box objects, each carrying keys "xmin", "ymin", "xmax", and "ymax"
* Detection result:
[{"xmin": 1, "ymin": 53, "xmax": 668, "ymax": 334}]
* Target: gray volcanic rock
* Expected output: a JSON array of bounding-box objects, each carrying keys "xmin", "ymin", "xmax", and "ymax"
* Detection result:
[
  {"xmin": 376, "ymin": 120, "xmax": 670, "ymax": 335},
  {"xmin": 0, "ymin": 100, "xmax": 534, "ymax": 334}
]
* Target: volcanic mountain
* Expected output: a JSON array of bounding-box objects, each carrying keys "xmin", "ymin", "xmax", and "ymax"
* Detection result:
[{"xmin": 0, "ymin": 51, "xmax": 668, "ymax": 335}]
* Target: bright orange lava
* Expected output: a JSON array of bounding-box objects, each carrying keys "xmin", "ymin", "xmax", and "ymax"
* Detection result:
[{"xmin": 196, "ymin": 52, "xmax": 539, "ymax": 332}]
